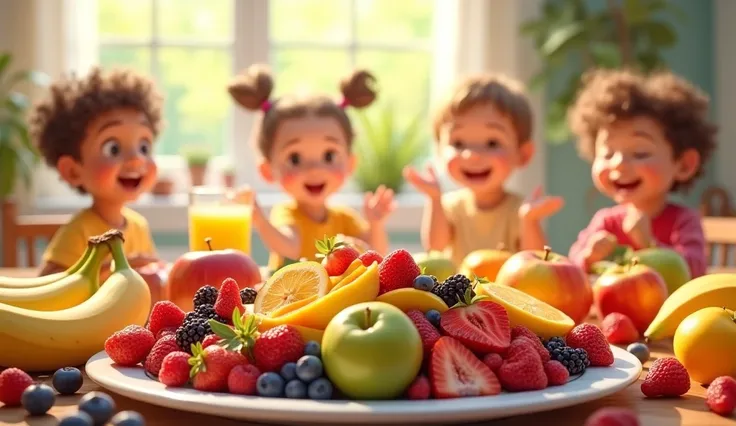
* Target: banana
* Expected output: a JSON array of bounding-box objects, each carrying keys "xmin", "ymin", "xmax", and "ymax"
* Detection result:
[
  {"xmin": 0, "ymin": 241, "xmax": 106, "ymax": 311},
  {"xmin": 644, "ymin": 273, "xmax": 736, "ymax": 341},
  {"xmin": 0, "ymin": 243, "xmax": 93, "ymax": 289},
  {"xmin": 0, "ymin": 230, "xmax": 151, "ymax": 372}
]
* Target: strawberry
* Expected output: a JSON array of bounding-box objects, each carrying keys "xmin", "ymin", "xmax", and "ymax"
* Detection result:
[
  {"xmin": 511, "ymin": 327, "xmax": 550, "ymax": 362},
  {"xmin": 706, "ymin": 376, "xmax": 736, "ymax": 416},
  {"xmin": 482, "ymin": 353, "xmax": 503, "ymax": 373},
  {"xmin": 104, "ymin": 325, "xmax": 156, "ymax": 367},
  {"xmin": 406, "ymin": 375, "xmax": 431, "ymax": 400},
  {"xmin": 316, "ymin": 236, "xmax": 360, "ymax": 276},
  {"xmin": 156, "ymin": 327, "xmax": 178, "ymax": 341},
  {"xmin": 498, "ymin": 337, "xmax": 548, "ymax": 391},
  {"xmin": 214, "ymin": 278, "xmax": 245, "ymax": 320},
  {"xmin": 566, "ymin": 323, "xmax": 614, "ymax": 366},
  {"xmin": 430, "ymin": 336, "xmax": 501, "ymax": 398},
  {"xmin": 584, "ymin": 407, "xmax": 640, "ymax": 426},
  {"xmin": 641, "ymin": 357, "xmax": 690, "ymax": 397},
  {"xmin": 147, "ymin": 301, "xmax": 186, "ymax": 336},
  {"xmin": 544, "ymin": 360, "xmax": 569, "ymax": 386},
  {"xmin": 0, "ymin": 368, "xmax": 33, "ymax": 406},
  {"xmin": 378, "ymin": 249, "xmax": 420, "ymax": 294},
  {"xmin": 190, "ymin": 343, "xmax": 248, "ymax": 392},
  {"xmin": 358, "ymin": 250, "xmax": 383, "ymax": 267},
  {"xmin": 406, "ymin": 309, "xmax": 440, "ymax": 356},
  {"xmin": 601, "ymin": 313, "xmax": 639, "ymax": 344},
  {"xmin": 158, "ymin": 351, "xmax": 191, "ymax": 387},
  {"xmin": 228, "ymin": 364, "xmax": 261, "ymax": 395},
  {"xmin": 144, "ymin": 334, "xmax": 181, "ymax": 376},
  {"xmin": 202, "ymin": 334, "xmax": 222, "ymax": 349},
  {"xmin": 439, "ymin": 296, "xmax": 511, "ymax": 354},
  {"xmin": 253, "ymin": 325, "xmax": 304, "ymax": 372}
]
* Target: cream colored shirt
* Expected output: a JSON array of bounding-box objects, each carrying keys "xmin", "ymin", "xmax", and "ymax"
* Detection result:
[{"xmin": 442, "ymin": 189, "xmax": 523, "ymax": 266}]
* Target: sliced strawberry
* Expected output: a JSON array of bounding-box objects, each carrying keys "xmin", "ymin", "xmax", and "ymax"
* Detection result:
[
  {"xmin": 430, "ymin": 336, "xmax": 501, "ymax": 398},
  {"xmin": 439, "ymin": 300, "xmax": 510, "ymax": 354}
]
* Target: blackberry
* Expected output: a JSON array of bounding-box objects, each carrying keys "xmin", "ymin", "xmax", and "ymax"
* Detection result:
[
  {"xmin": 548, "ymin": 346, "xmax": 590, "ymax": 375},
  {"xmin": 183, "ymin": 311, "xmax": 199, "ymax": 323},
  {"xmin": 543, "ymin": 336, "xmax": 567, "ymax": 352},
  {"xmin": 193, "ymin": 285, "xmax": 218, "ymax": 308},
  {"xmin": 175, "ymin": 316, "xmax": 212, "ymax": 352},
  {"xmin": 194, "ymin": 304, "xmax": 228, "ymax": 323},
  {"xmin": 431, "ymin": 274, "xmax": 473, "ymax": 307},
  {"xmin": 240, "ymin": 288, "xmax": 258, "ymax": 304}
]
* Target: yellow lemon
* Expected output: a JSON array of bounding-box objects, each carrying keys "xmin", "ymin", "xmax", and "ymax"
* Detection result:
[
  {"xmin": 254, "ymin": 261, "xmax": 329, "ymax": 316},
  {"xmin": 674, "ymin": 307, "xmax": 736, "ymax": 385}
]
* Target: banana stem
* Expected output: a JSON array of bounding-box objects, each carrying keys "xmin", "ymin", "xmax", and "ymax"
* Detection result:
[
  {"xmin": 78, "ymin": 242, "xmax": 110, "ymax": 293},
  {"xmin": 66, "ymin": 242, "xmax": 94, "ymax": 275},
  {"xmin": 107, "ymin": 235, "xmax": 131, "ymax": 272}
]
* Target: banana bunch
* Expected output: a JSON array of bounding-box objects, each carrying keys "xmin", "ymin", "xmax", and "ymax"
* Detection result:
[
  {"xmin": 0, "ymin": 230, "xmax": 151, "ymax": 372},
  {"xmin": 0, "ymin": 244, "xmax": 93, "ymax": 289}
]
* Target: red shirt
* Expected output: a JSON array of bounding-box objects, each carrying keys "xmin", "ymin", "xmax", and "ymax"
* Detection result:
[{"xmin": 568, "ymin": 203, "xmax": 707, "ymax": 278}]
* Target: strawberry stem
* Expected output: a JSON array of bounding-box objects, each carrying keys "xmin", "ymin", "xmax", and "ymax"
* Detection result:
[
  {"xmin": 205, "ymin": 238, "xmax": 213, "ymax": 251},
  {"xmin": 543, "ymin": 246, "xmax": 551, "ymax": 261}
]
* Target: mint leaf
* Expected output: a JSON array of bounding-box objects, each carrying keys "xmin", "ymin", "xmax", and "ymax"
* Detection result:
[{"xmin": 209, "ymin": 320, "xmax": 237, "ymax": 339}]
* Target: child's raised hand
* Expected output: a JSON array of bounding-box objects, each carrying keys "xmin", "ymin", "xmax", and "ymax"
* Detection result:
[
  {"xmin": 231, "ymin": 185, "xmax": 256, "ymax": 207},
  {"xmin": 585, "ymin": 230, "xmax": 618, "ymax": 265},
  {"xmin": 623, "ymin": 205, "xmax": 653, "ymax": 248},
  {"xmin": 403, "ymin": 165, "xmax": 441, "ymax": 199},
  {"xmin": 519, "ymin": 185, "xmax": 565, "ymax": 222},
  {"xmin": 363, "ymin": 185, "xmax": 397, "ymax": 224}
]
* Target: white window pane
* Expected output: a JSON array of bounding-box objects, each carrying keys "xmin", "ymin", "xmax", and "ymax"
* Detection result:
[
  {"xmin": 355, "ymin": 0, "xmax": 434, "ymax": 45},
  {"xmin": 157, "ymin": 0, "xmax": 234, "ymax": 42},
  {"xmin": 269, "ymin": 0, "xmax": 350, "ymax": 43},
  {"xmin": 99, "ymin": 46, "xmax": 152, "ymax": 73},
  {"xmin": 157, "ymin": 48, "xmax": 232, "ymax": 156},
  {"xmin": 271, "ymin": 48, "xmax": 350, "ymax": 97},
  {"xmin": 98, "ymin": 0, "xmax": 153, "ymax": 39}
]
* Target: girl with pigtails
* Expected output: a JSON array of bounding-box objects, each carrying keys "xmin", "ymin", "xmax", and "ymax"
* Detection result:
[{"xmin": 229, "ymin": 64, "xmax": 395, "ymax": 272}]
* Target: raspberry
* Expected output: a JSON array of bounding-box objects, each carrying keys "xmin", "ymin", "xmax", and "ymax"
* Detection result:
[
  {"xmin": 405, "ymin": 375, "xmax": 431, "ymax": 400},
  {"xmin": 641, "ymin": 357, "xmax": 690, "ymax": 397},
  {"xmin": 512, "ymin": 333, "xmax": 550, "ymax": 363},
  {"xmin": 706, "ymin": 376, "xmax": 736, "ymax": 416},
  {"xmin": 144, "ymin": 334, "xmax": 181, "ymax": 376},
  {"xmin": 358, "ymin": 250, "xmax": 383, "ymax": 267},
  {"xmin": 0, "ymin": 368, "xmax": 33, "ymax": 406},
  {"xmin": 497, "ymin": 337, "xmax": 547, "ymax": 391},
  {"xmin": 601, "ymin": 313, "xmax": 639, "ymax": 344},
  {"xmin": 253, "ymin": 325, "xmax": 304, "ymax": 372},
  {"xmin": 202, "ymin": 334, "xmax": 222, "ymax": 349},
  {"xmin": 566, "ymin": 323, "xmax": 614, "ymax": 367},
  {"xmin": 482, "ymin": 353, "xmax": 503, "ymax": 373},
  {"xmin": 104, "ymin": 325, "xmax": 156, "ymax": 366},
  {"xmin": 544, "ymin": 361, "xmax": 569, "ymax": 386},
  {"xmin": 406, "ymin": 310, "xmax": 440, "ymax": 355},
  {"xmin": 584, "ymin": 407, "xmax": 640, "ymax": 426},
  {"xmin": 155, "ymin": 327, "xmax": 177, "ymax": 341},
  {"xmin": 214, "ymin": 278, "xmax": 246, "ymax": 320},
  {"xmin": 158, "ymin": 351, "xmax": 192, "ymax": 387},
  {"xmin": 228, "ymin": 364, "xmax": 261, "ymax": 395},
  {"xmin": 147, "ymin": 301, "xmax": 186, "ymax": 337}
]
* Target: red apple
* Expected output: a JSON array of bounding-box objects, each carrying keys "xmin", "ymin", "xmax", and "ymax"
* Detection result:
[
  {"xmin": 592, "ymin": 258, "xmax": 668, "ymax": 334},
  {"xmin": 167, "ymin": 238, "xmax": 262, "ymax": 311},
  {"xmin": 495, "ymin": 246, "xmax": 592, "ymax": 324}
]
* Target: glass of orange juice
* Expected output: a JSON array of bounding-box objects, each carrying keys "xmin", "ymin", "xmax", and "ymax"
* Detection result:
[{"xmin": 188, "ymin": 186, "xmax": 252, "ymax": 254}]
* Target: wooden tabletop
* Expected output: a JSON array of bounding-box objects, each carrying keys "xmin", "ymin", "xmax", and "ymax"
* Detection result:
[{"xmin": 1, "ymin": 267, "xmax": 735, "ymax": 425}]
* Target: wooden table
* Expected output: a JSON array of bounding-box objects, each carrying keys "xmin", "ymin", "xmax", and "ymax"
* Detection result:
[{"xmin": 1, "ymin": 268, "xmax": 735, "ymax": 425}]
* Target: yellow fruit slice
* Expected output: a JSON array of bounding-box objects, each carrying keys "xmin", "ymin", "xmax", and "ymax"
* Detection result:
[
  {"xmin": 330, "ymin": 265, "xmax": 367, "ymax": 293},
  {"xmin": 269, "ymin": 295, "xmax": 318, "ymax": 317},
  {"xmin": 375, "ymin": 288, "xmax": 449, "ymax": 313},
  {"xmin": 328, "ymin": 259, "xmax": 363, "ymax": 291},
  {"xmin": 254, "ymin": 261, "xmax": 329, "ymax": 316},
  {"xmin": 476, "ymin": 283, "xmax": 575, "ymax": 339}
]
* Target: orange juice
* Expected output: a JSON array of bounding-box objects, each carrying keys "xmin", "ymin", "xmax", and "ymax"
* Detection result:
[{"xmin": 188, "ymin": 204, "xmax": 252, "ymax": 254}]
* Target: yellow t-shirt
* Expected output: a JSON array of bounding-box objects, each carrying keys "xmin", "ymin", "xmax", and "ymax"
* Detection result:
[
  {"xmin": 267, "ymin": 202, "xmax": 368, "ymax": 271},
  {"xmin": 42, "ymin": 207, "xmax": 157, "ymax": 269},
  {"xmin": 442, "ymin": 189, "xmax": 523, "ymax": 266}
]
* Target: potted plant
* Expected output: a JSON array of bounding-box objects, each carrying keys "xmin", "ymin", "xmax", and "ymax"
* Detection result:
[
  {"xmin": 222, "ymin": 163, "xmax": 236, "ymax": 188},
  {"xmin": 182, "ymin": 146, "xmax": 211, "ymax": 187}
]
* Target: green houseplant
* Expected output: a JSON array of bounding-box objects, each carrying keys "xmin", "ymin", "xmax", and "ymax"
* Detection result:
[
  {"xmin": 351, "ymin": 105, "xmax": 428, "ymax": 193},
  {"xmin": 521, "ymin": 0, "xmax": 684, "ymax": 143},
  {"xmin": 0, "ymin": 53, "xmax": 49, "ymax": 198},
  {"xmin": 182, "ymin": 146, "xmax": 212, "ymax": 187}
]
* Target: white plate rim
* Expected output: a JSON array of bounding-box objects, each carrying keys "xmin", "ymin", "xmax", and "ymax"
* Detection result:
[{"xmin": 86, "ymin": 345, "xmax": 642, "ymax": 425}]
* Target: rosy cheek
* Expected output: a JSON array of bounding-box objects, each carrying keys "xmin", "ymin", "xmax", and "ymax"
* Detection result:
[
  {"xmin": 92, "ymin": 161, "xmax": 119, "ymax": 183},
  {"xmin": 279, "ymin": 170, "xmax": 300, "ymax": 186}
]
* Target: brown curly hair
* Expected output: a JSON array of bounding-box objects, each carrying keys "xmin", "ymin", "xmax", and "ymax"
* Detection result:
[
  {"xmin": 228, "ymin": 64, "xmax": 377, "ymax": 159},
  {"xmin": 30, "ymin": 67, "xmax": 164, "ymax": 176},
  {"xmin": 567, "ymin": 68, "xmax": 717, "ymax": 191},
  {"xmin": 432, "ymin": 73, "xmax": 533, "ymax": 144}
]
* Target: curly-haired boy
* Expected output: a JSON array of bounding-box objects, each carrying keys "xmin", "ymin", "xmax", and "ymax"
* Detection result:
[{"xmin": 567, "ymin": 68, "xmax": 717, "ymax": 278}]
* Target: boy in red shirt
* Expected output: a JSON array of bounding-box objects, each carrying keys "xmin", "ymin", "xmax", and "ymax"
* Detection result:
[{"xmin": 567, "ymin": 69, "xmax": 717, "ymax": 278}]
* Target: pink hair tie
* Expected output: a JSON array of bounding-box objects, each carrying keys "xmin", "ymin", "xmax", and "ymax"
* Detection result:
[
  {"xmin": 261, "ymin": 100, "xmax": 272, "ymax": 112},
  {"xmin": 338, "ymin": 97, "xmax": 350, "ymax": 109}
]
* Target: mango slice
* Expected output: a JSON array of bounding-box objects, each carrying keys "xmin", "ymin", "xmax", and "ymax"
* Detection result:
[{"xmin": 375, "ymin": 288, "xmax": 449, "ymax": 313}]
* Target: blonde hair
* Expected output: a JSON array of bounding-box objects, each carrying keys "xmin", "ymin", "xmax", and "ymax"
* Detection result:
[
  {"xmin": 228, "ymin": 64, "xmax": 377, "ymax": 159},
  {"xmin": 433, "ymin": 74, "xmax": 533, "ymax": 144}
]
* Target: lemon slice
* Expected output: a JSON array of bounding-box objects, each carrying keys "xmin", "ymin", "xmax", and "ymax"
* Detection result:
[
  {"xmin": 476, "ymin": 283, "xmax": 575, "ymax": 338},
  {"xmin": 254, "ymin": 262, "xmax": 329, "ymax": 315}
]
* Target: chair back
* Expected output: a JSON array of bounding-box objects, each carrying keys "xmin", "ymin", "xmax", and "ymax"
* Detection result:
[
  {"xmin": 700, "ymin": 186, "xmax": 736, "ymax": 269},
  {"xmin": 1, "ymin": 199, "xmax": 70, "ymax": 267}
]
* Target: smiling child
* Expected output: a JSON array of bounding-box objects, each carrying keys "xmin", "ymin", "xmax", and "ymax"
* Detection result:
[
  {"xmin": 567, "ymin": 69, "xmax": 717, "ymax": 278},
  {"xmin": 32, "ymin": 67, "xmax": 163, "ymax": 276}
]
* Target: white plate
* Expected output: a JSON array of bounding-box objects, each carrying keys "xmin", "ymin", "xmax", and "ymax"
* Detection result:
[{"xmin": 86, "ymin": 346, "xmax": 641, "ymax": 425}]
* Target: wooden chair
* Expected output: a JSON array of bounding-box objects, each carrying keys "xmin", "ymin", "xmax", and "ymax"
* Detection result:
[
  {"xmin": 700, "ymin": 186, "xmax": 733, "ymax": 217},
  {"xmin": 700, "ymin": 186, "xmax": 736, "ymax": 269},
  {"xmin": 1, "ymin": 199, "xmax": 70, "ymax": 267}
]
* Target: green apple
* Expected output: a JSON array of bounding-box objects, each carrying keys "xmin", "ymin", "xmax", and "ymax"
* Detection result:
[
  {"xmin": 321, "ymin": 301, "xmax": 423, "ymax": 400},
  {"xmin": 626, "ymin": 247, "xmax": 691, "ymax": 294},
  {"xmin": 413, "ymin": 251, "xmax": 456, "ymax": 281}
]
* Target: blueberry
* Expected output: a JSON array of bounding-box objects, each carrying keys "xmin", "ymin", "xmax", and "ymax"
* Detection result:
[
  {"xmin": 256, "ymin": 372, "xmax": 285, "ymax": 397},
  {"xmin": 296, "ymin": 355, "xmax": 323, "ymax": 383},
  {"xmin": 413, "ymin": 275, "xmax": 436, "ymax": 292},
  {"xmin": 284, "ymin": 379, "xmax": 308, "ymax": 399},
  {"xmin": 627, "ymin": 342, "xmax": 650, "ymax": 363},
  {"xmin": 304, "ymin": 340, "xmax": 321, "ymax": 357},
  {"xmin": 78, "ymin": 391, "xmax": 116, "ymax": 425},
  {"xmin": 425, "ymin": 309, "xmax": 441, "ymax": 327},
  {"xmin": 21, "ymin": 384, "xmax": 56, "ymax": 416},
  {"xmin": 52, "ymin": 367, "xmax": 84, "ymax": 395},
  {"xmin": 307, "ymin": 377, "xmax": 333, "ymax": 400},
  {"xmin": 110, "ymin": 410, "xmax": 146, "ymax": 426},
  {"xmin": 59, "ymin": 412, "xmax": 94, "ymax": 426},
  {"xmin": 280, "ymin": 362, "xmax": 297, "ymax": 381}
]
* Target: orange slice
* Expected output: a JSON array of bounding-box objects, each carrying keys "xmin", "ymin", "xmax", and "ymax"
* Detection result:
[{"xmin": 253, "ymin": 261, "xmax": 329, "ymax": 316}]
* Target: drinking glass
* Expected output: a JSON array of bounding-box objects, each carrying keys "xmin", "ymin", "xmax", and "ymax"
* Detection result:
[{"xmin": 188, "ymin": 186, "xmax": 252, "ymax": 254}]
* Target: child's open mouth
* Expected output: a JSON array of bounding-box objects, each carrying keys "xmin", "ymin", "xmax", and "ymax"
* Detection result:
[
  {"xmin": 462, "ymin": 169, "xmax": 491, "ymax": 181},
  {"xmin": 305, "ymin": 183, "xmax": 326, "ymax": 195},
  {"xmin": 118, "ymin": 172, "xmax": 143, "ymax": 190},
  {"xmin": 612, "ymin": 179, "xmax": 642, "ymax": 191}
]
